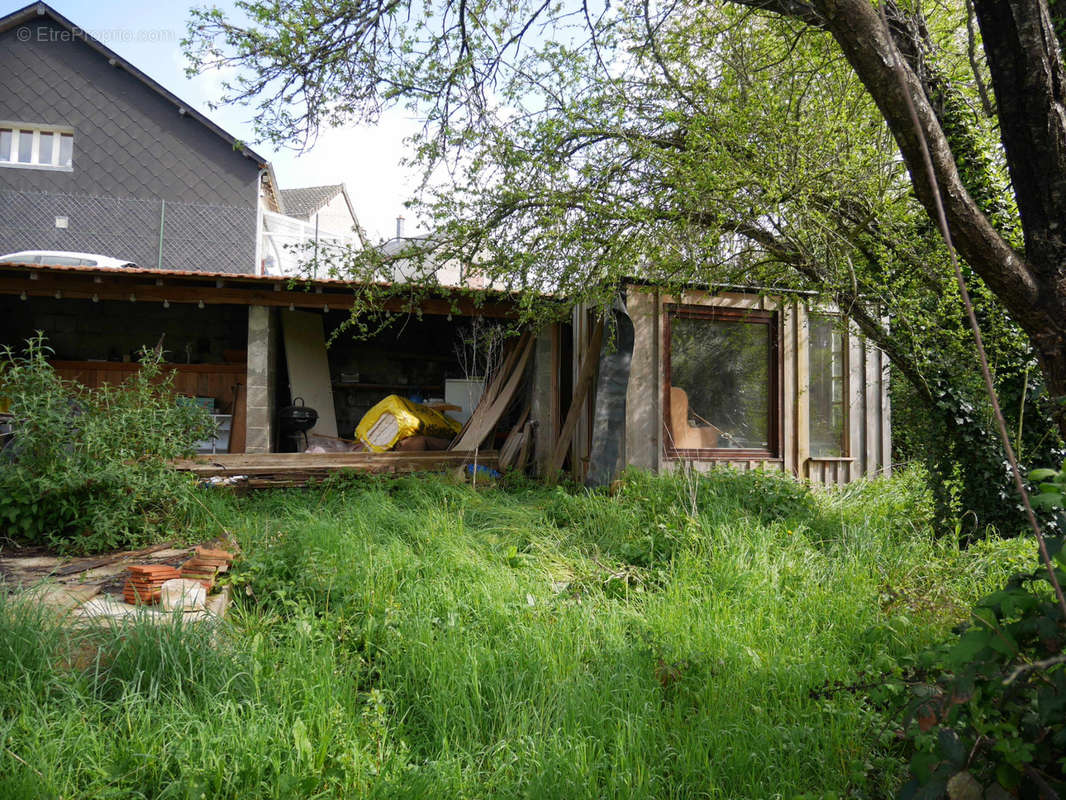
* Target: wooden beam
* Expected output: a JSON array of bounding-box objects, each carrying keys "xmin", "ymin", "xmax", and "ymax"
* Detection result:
[
  {"xmin": 173, "ymin": 450, "xmax": 497, "ymax": 477},
  {"xmin": 0, "ymin": 276, "xmax": 518, "ymax": 318},
  {"xmin": 452, "ymin": 336, "xmax": 535, "ymax": 451},
  {"xmin": 547, "ymin": 317, "xmax": 605, "ymax": 483}
]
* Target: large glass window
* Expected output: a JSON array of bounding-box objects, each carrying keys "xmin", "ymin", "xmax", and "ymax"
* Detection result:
[
  {"xmin": 666, "ymin": 306, "xmax": 778, "ymax": 455},
  {"xmin": 808, "ymin": 315, "xmax": 846, "ymax": 457}
]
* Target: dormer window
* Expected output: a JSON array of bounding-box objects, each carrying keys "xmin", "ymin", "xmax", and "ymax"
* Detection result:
[{"xmin": 0, "ymin": 123, "xmax": 74, "ymax": 170}]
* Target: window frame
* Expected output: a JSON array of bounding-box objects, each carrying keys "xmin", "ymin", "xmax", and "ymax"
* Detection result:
[
  {"xmin": 806, "ymin": 313, "xmax": 850, "ymax": 460},
  {"xmin": 663, "ymin": 303, "xmax": 782, "ymax": 461},
  {"xmin": 0, "ymin": 122, "xmax": 74, "ymax": 172}
]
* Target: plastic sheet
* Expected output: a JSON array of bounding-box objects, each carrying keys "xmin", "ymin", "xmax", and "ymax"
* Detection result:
[{"xmin": 356, "ymin": 394, "xmax": 461, "ymax": 453}]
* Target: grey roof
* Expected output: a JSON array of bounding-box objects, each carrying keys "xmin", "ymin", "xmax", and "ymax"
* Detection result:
[
  {"xmin": 379, "ymin": 233, "xmax": 433, "ymax": 256},
  {"xmin": 279, "ymin": 185, "xmax": 345, "ymax": 220},
  {"xmin": 0, "ymin": 2, "xmax": 270, "ymax": 168}
]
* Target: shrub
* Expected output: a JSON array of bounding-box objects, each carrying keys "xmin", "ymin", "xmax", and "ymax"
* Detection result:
[
  {"xmin": 894, "ymin": 466, "xmax": 1066, "ymax": 799},
  {"xmin": 0, "ymin": 335, "xmax": 215, "ymax": 553}
]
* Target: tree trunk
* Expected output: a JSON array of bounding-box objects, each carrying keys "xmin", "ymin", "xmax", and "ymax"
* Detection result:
[{"xmin": 808, "ymin": 0, "xmax": 1066, "ymax": 436}]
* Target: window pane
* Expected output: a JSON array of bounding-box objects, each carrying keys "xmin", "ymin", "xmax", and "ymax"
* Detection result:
[
  {"xmin": 17, "ymin": 130, "xmax": 33, "ymax": 163},
  {"xmin": 0, "ymin": 129, "xmax": 11, "ymax": 162},
  {"xmin": 809, "ymin": 316, "xmax": 846, "ymax": 457},
  {"xmin": 38, "ymin": 131, "xmax": 55, "ymax": 165},
  {"xmin": 669, "ymin": 315, "xmax": 771, "ymax": 449},
  {"xmin": 58, "ymin": 133, "xmax": 73, "ymax": 167}
]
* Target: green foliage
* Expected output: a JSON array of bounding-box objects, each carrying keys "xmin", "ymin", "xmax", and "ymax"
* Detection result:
[
  {"xmin": 0, "ymin": 468, "xmax": 1026, "ymax": 798},
  {"xmin": 0, "ymin": 335, "xmax": 215, "ymax": 553},
  {"xmin": 188, "ymin": 0, "xmax": 1064, "ymax": 535},
  {"xmin": 891, "ymin": 465, "xmax": 1066, "ymax": 798}
]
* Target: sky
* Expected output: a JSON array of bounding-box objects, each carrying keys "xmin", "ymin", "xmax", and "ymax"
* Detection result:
[{"xmin": 24, "ymin": 0, "xmax": 425, "ymax": 242}]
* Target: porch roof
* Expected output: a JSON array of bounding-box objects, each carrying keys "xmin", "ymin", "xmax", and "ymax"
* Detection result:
[{"xmin": 0, "ymin": 262, "xmax": 523, "ymax": 318}]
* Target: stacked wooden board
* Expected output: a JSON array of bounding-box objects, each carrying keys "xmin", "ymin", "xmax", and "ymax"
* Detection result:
[{"xmin": 173, "ymin": 451, "xmax": 500, "ymax": 488}]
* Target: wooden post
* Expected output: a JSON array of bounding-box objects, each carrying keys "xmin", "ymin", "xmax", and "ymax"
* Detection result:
[{"xmin": 547, "ymin": 317, "xmax": 605, "ymax": 483}]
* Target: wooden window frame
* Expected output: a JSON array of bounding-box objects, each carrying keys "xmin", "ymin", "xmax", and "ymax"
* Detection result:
[
  {"xmin": 807, "ymin": 313, "xmax": 850, "ymax": 460},
  {"xmin": 663, "ymin": 303, "xmax": 781, "ymax": 461}
]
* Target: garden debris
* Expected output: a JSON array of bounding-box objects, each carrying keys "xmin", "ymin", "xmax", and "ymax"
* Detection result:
[
  {"xmin": 123, "ymin": 565, "xmax": 181, "ymax": 605},
  {"xmin": 179, "ymin": 546, "xmax": 234, "ymax": 591},
  {"xmin": 452, "ymin": 333, "xmax": 534, "ymax": 452},
  {"xmin": 21, "ymin": 583, "xmax": 101, "ymax": 615},
  {"xmin": 0, "ymin": 543, "xmax": 188, "ymax": 592},
  {"xmin": 160, "ymin": 578, "xmax": 207, "ymax": 612},
  {"xmin": 201, "ymin": 474, "xmax": 248, "ymax": 487},
  {"xmin": 2, "ymin": 540, "xmax": 236, "ymax": 627},
  {"xmin": 356, "ymin": 394, "xmax": 462, "ymax": 453},
  {"xmin": 547, "ymin": 318, "xmax": 605, "ymax": 483},
  {"xmin": 174, "ymin": 451, "xmax": 500, "ymax": 488}
]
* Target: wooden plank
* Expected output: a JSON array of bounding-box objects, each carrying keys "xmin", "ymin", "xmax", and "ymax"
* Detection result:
[
  {"xmin": 781, "ymin": 303, "xmax": 796, "ymax": 476},
  {"xmin": 515, "ymin": 421, "xmax": 534, "ymax": 472},
  {"xmin": 880, "ymin": 343, "xmax": 892, "ymax": 477},
  {"xmin": 848, "ymin": 324, "xmax": 865, "ymax": 481},
  {"xmin": 452, "ymin": 336, "xmax": 535, "ymax": 451},
  {"xmin": 547, "ymin": 317, "xmax": 605, "ymax": 482},
  {"xmin": 228, "ymin": 379, "xmax": 246, "ymax": 454},
  {"xmin": 174, "ymin": 450, "xmax": 497, "ymax": 469},
  {"xmin": 0, "ymin": 275, "xmax": 520, "ymax": 318},
  {"xmin": 51, "ymin": 360, "xmax": 245, "ymax": 374},
  {"xmin": 281, "ymin": 310, "xmax": 338, "ymax": 437},
  {"xmin": 175, "ymin": 452, "xmax": 497, "ymax": 478},
  {"xmin": 498, "ymin": 406, "xmax": 530, "ymax": 471},
  {"xmin": 795, "ymin": 304, "xmax": 810, "ymax": 478},
  {"xmin": 865, "ymin": 336, "xmax": 879, "ymax": 478},
  {"xmin": 454, "ymin": 333, "xmax": 529, "ymax": 441}
]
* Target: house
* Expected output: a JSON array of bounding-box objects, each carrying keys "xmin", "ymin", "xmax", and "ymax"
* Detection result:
[
  {"xmin": 0, "ymin": 4, "xmax": 890, "ymax": 484},
  {"xmin": 279, "ymin": 184, "xmax": 361, "ymax": 238},
  {"xmin": 0, "ymin": 1, "xmax": 276, "ymax": 275},
  {"xmin": 260, "ymin": 184, "xmax": 364, "ymax": 277},
  {"xmin": 0, "ymin": 262, "xmax": 891, "ymax": 484}
]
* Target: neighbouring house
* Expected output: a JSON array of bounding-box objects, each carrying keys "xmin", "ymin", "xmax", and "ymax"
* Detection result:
[
  {"xmin": 0, "ymin": 4, "xmax": 890, "ymax": 484},
  {"xmin": 0, "ymin": 2, "xmax": 285, "ymax": 275},
  {"xmin": 261, "ymin": 184, "xmax": 363, "ymax": 277}
]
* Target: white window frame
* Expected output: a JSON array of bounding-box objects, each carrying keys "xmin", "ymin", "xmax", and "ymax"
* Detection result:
[{"xmin": 0, "ymin": 122, "xmax": 74, "ymax": 171}]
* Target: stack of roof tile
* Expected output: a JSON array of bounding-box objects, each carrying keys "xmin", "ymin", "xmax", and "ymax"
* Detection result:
[
  {"xmin": 124, "ymin": 565, "xmax": 181, "ymax": 605},
  {"xmin": 179, "ymin": 547, "xmax": 234, "ymax": 591}
]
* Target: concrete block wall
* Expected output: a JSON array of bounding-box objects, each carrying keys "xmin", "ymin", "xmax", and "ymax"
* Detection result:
[
  {"xmin": 245, "ymin": 305, "xmax": 276, "ymax": 453},
  {"xmin": 0, "ymin": 296, "xmax": 246, "ymax": 363}
]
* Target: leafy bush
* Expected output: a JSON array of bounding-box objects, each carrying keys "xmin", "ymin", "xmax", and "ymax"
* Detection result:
[
  {"xmin": 0, "ymin": 335, "xmax": 215, "ymax": 553},
  {"xmin": 894, "ymin": 466, "xmax": 1066, "ymax": 799}
]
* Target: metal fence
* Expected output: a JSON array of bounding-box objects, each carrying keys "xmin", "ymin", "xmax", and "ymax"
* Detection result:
[{"xmin": 0, "ymin": 189, "xmax": 256, "ymax": 274}]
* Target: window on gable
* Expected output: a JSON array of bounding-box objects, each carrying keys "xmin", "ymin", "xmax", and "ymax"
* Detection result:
[
  {"xmin": 665, "ymin": 305, "xmax": 780, "ymax": 457},
  {"xmin": 808, "ymin": 315, "xmax": 847, "ymax": 457},
  {"xmin": 0, "ymin": 124, "xmax": 73, "ymax": 170}
]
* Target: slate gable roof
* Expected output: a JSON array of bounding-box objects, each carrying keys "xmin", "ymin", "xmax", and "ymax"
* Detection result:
[
  {"xmin": 0, "ymin": 2, "xmax": 270, "ymax": 169},
  {"xmin": 279, "ymin": 185, "xmax": 345, "ymax": 220}
]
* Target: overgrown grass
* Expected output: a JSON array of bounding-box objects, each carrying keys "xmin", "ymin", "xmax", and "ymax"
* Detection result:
[{"xmin": 0, "ymin": 468, "xmax": 1033, "ymax": 799}]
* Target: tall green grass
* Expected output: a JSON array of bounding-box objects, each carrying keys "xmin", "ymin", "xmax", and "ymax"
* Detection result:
[{"xmin": 0, "ymin": 468, "xmax": 1032, "ymax": 799}]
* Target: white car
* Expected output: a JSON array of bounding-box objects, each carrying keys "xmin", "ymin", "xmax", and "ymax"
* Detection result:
[{"xmin": 0, "ymin": 250, "xmax": 137, "ymax": 268}]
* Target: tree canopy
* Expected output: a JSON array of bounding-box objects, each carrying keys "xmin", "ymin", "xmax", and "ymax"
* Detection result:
[{"xmin": 186, "ymin": 0, "xmax": 1066, "ymax": 525}]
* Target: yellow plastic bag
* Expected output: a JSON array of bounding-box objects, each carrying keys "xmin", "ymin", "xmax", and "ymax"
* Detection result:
[{"xmin": 355, "ymin": 395, "xmax": 461, "ymax": 453}]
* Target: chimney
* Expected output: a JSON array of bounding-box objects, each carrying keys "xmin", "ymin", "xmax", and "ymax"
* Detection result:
[{"xmin": 396, "ymin": 215, "xmax": 405, "ymax": 238}]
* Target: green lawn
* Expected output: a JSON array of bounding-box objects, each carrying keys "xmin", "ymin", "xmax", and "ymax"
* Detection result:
[{"xmin": 0, "ymin": 468, "xmax": 1033, "ymax": 799}]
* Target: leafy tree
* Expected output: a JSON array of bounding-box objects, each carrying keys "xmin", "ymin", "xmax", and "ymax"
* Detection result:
[{"xmin": 186, "ymin": 0, "xmax": 1064, "ymax": 529}]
